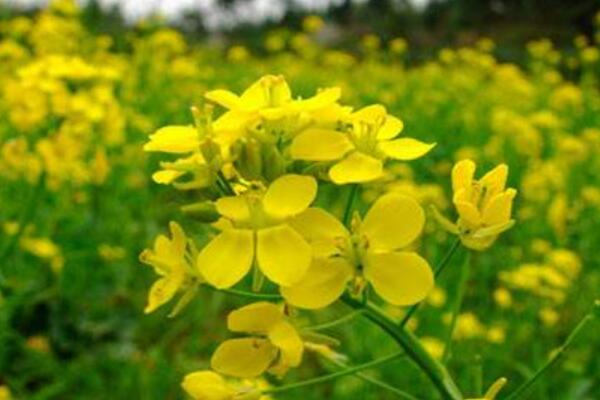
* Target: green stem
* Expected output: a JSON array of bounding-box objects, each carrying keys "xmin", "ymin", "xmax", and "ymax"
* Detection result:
[
  {"xmin": 212, "ymin": 287, "xmax": 282, "ymax": 301},
  {"xmin": 343, "ymin": 295, "xmax": 463, "ymax": 400},
  {"xmin": 505, "ymin": 306, "xmax": 597, "ymax": 400},
  {"xmin": 263, "ymin": 351, "xmax": 404, "ymax": 395},
  {"xmin": 342, "ymin": 184, "xmax": 359, "ymax": 227},
  {"xmin": 442, "ymin": 250, "xmax": 471, "ymax": 363},
  {"xmin": 305, "ymin": 310, "xmax": 365, "ymax": 331},
  {"xmin": 0, "ymin": 174, "xmax": 45, "ymax": 266},
  {"xmin": 217, "ymin": 171, "xmax": 235, "ymax": 196},
  {"xmin": 328, "ymin": 357, "xmax": 418, "ymax": 400},
  {"xmin": 399, "ymin": 238, "xmax": 462, "ymax": 328}
]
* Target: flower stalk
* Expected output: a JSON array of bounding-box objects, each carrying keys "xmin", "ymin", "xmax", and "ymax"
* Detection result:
[{"xmin": 342, "ymin": 294, "xmax": 464, "ymax": 400}]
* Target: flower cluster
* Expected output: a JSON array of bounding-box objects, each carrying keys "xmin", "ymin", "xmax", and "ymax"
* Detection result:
[{"xmin": 140, "ymin": 75, "xmax": 517, "ymax": 398}]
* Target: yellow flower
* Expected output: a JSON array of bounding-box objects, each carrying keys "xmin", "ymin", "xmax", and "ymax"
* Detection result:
[
  {"xmin": 291, "ymin": 104, "xmax": 435, "ymax": 184},
  {"xmin": 211, "ymin": 302, "xmax": 303, "ymax": 378},
  {"xmin": 0, "ymin": 385, "xmax": 11, "ymax": 400},
  {"xmin": 434, "ymin": 159, "xmax": 517, "ymax": 250},
  {"xmin": 197, "ymin": 174, "xmax": 316, "ymax": 288},
  {"xmin": 140, "ymin": 222, "xmax": 196, "ymax": 314},
  {"xmin": 282, "ymin": 193, "xmax": 434, "ymax": 308},
  {"xmin": 182, "ymin": 370, "xmax": 262, "ymax": 400},
  {"xmin": 205, "ymin": 75, "xmax": 341, "ymax": 142},
  {"xmin": 143, "ymin": 105, "xmax": 228, "ymax": 188}
]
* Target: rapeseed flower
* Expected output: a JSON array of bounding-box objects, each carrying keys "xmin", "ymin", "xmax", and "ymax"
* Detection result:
[
  {"xmin": 197, "ymin": 174, "xmax": 316, "ymax": 288},
  {"xmin": 434, "ymin": 159, "xmax": 517, "ymax": 250},
  {"xmin": 291, "ymin": 104, "xmax": 434, "ymax": 184},
  {"xmin": 211, "ymin": 302, "xmax": 303, "ymax": 378},
  {"xmin": 140, "ymin": 221, "xmax": 197, "ymax": 314},
  {"xmin": 282, "ymin": 193, "xmax": 434, "ymax": 308},
  {"xmin": 181, "ymin": 370, "xmax": 262, "ymax": 400}
]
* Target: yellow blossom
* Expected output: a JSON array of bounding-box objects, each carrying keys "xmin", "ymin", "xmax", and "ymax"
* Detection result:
[
  {"xmin": 434, "ymin": 159, "xmax": 517, "ymax": 250},
  {"xmin": 197, "ymin": 174, "xmax": 316, "ymax": 288},
  {"xmin": 291, "ymin": 105, "xmax": 435, "ymax": 184},
  {"xmin": 182, "ymin": 370, "xmax": 262, "ymax": 400},
  {"xmin": 211, "ymin": 302, "xmax": 303, "ymax": 378},
  {"xmin": 140, "ymin": 221, "xmax": 196, "ymax": 314},
  {"xmin": 282, "ymin": 193, "xmax": 433, "ymax": 308}
]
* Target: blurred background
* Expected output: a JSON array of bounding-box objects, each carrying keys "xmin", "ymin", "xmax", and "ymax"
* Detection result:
[{"xmin": 0, "ymin": 0, "xmax": 599, "ymax": 399}]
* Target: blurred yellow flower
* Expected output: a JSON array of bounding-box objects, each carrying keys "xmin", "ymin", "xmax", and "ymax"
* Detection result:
[
  {"xmin": 211, "ymin": 302, "xmax": 303, "ymax": 378},
  {"xmin": 182, "ymin": 370, "xmax": 262, "ymax": 400},
  {"xmin": 140, "ymin": 221, "xmax": 195, "ymax": 314}
]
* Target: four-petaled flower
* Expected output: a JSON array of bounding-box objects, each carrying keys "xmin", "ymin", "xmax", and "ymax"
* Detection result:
[
  {"xmin": 211, "ymin": 302, "xmax": 303, "ymax": 378},
  {"xmin": 282, "ymin": 193, "xmax": 434, "ymax": 309},
  {"xmin": 290, "ymin": 104, "xmax": 435, "ymax": 184},
  {"xmin": 197, "ymin": 174, "xmax": 316, "ymax": 288}
]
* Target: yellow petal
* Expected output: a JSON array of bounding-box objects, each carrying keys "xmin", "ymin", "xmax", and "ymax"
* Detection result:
[
  {"xmin": 205, "ymin": 89, "xmax": 243, "ymax": 110},
  {"xmin": 256, "ymin": 224, "xmax": 311, "ymax": 286},
  {"xmin": 181, "ymin": 371, "xmax": 234, "ymax": 400},
  {"xmin": 152, "ymin": 170, "xmax": 184, "ymax": 184},
  {"xmin": 144, "ymin": 126, "xmax": 199, "ymax": 153},
  {"xmin": 364, "ymin": 251, "xmax": 434, "ymax": 306},
  {"xmin": 216, "ymin": 196, "xmax": 250, "ymax": 222},
  {"xmin": 280, "ymin": 258, "xmax": 352, "ymax": 309},
  {"xmin": 144, "ymin": 273, "xmax": 184, "ymax": 314},
  {"xmin": 452, "ymin": 159, "xmax": 476, "ymax": 193},
  {"xmin": 482, "ymin": 189, "xmax": 517, "ymax": 226},
  {"xmin": 268, "ymin": 76, "xmax": 292, "ymax": 106},
  {"xmin": 211, "ymin": 338, "xmax": 277, "ymax": 378},
  {"xmin": 262, "ymin": 175, "xmax": 317, "ymax": 219},
  {"xmin": 480, "ymin": 164, "xmax": 508, "ymax": 196},
  {"xmin": 377, "ymin": 115, "xmax": 404, "ymax": 139},
  {"xmin": 239, "ymin": 77, "xmax": 272, "ymax": 110},
  {"xmin": 361, "ymin": 194, "xmax": 425, "ymax": 251},
  {"xmin": 295, "ymin": 87, "xmax": 341, "ymax": 110},
  {"xmin": 197, "ymin": 230, "xmax": 254, "ymax": 289},
  {"xmin": 288, "ymin": 207, "xmax": 349, "ymax": 257},
  {"xmin": 290, "ymin": 129, "xmax": 353, "ymax": 161},
  {"xmin": 169, "ymin": 221, "xmax": 187, "ymax": 257},
  {"xmin": 351, "ymin": 104, "xmax": 386, "ymax": 122},
  {"xmin": 379, "ymin": 138, "xmax": 436, "ymax": 160},
  {"xmin": 329, "ymin": 152, "xmax": 383, "ymax": 184},
  {"xmin": 228, "ymin": 302, "xmax": 284, "ymax": 333},
  {"xmin": 268, "ymin": 321, "xmax": 304, "ymax": 375},
  {"xmin": 453, "ymin": 189, "xmax": 481, "ymax": 227}
]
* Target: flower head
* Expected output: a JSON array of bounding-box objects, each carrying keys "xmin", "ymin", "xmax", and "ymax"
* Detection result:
[
  {"xmin": 211, "ymin": 302, "xmax": 304, "ymax": 378},
  {"xmin": 140, "ymin": 221, "xmax": 197, "ymax": 314},
  {"xmin": 434, "ymin": 159, "xmax": 517, "ymax": 250},
  {"xmin": 291, "ymin": 104, "xmax": 435, "ymax": 184},
  {"xmin": 205, "ymin": 75, "xmax": 341, "ymax": 143},
  {"xmin": 197, "ymin": 174, "xmax": 316, "ymax": 288},
  {"xmin": 282, "ymin": 193, "xmax": 434, "ymax": 308}
]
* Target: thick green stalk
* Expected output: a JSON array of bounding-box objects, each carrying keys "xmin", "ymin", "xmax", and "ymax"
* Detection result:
[
  {"xmin": 264, "ymin": 351, "xmax": 404, "ymax": 395},
  {"xmin": 343, "ymin": 295, "xmax": 463, "ymax": 400}
]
